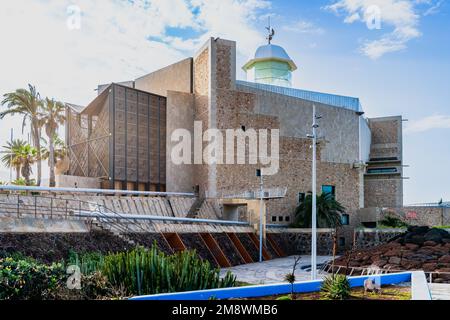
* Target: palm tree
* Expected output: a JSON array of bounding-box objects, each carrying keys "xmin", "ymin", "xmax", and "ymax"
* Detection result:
[
  {"xmin": 41, "ymin": 135, "xmax": 68, "ymax": 164},
  {"xmin": 1, "ymin": 139, "xmax": 27, "ymax": 180},
  {"xmin": 40, "ymin": 98, "xmax": 65, "ymax": 187},
  {"xmin": 1, "ymin": 85, "xmax": 43, "ymax": 185},
  {"xmin": 16, "ymin": 144, "xmax": 37, "ymax": 185},
  {"xmin": 293, "ymin": 193, "xmax": 345, "ymax": 229},
  {"xmin": 293, "ymin": 192, "xmax": 346, "ymax": 269}
]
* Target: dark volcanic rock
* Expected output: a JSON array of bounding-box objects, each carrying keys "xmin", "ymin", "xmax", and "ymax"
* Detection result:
[
  {"xmin": 236, "ymin": 233, "xmax": 259, "ymax": 262},
  {"xmin": 334, "ymin": 227, "xmax": 450, "ymax": 283}
]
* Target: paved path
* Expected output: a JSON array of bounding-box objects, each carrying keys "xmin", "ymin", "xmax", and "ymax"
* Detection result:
[
  {"xmin": 430, "ymin": 284, "xmax": 450, "ymax": 300},
  {"xmin": 220, "ymin": 255, "xmax": 333, "ymax": 285}
]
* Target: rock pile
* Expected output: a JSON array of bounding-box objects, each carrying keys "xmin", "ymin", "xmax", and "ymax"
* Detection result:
[{"xmin": 335, "ymin": 227, "xmax": 450, "ymax": 283}]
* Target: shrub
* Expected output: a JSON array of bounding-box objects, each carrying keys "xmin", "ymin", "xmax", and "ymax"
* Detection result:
[
  {"xmin": 0, "ymin": 257, "xmax": 66, "ymax": 300},
  {"xmin": 379, "ymin": 215, "xmax": 409, "ymax": 228},
  {"xmin": 67, "ymin": 251, "xmax": 105, "ymax": 275},
  {"xmin": 101, "ymin": 246, "xmax": 236, "ymax": 296},
  {"xmin": 321, "ymin": 274, "xmax": 351, "ymax": 300}
]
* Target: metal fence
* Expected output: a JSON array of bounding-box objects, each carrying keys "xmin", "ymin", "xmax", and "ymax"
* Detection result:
[{"xmin": 320, "ymin": 263, "xmax": 450, "ymax": 284}]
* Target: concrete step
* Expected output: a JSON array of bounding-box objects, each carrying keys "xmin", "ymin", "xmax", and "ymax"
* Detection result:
[{"xmin": 430, "ymin": 283, "xmax": 450, "ymax": 300}]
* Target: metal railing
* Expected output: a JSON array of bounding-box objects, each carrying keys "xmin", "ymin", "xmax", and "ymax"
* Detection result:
[
  {"xmin": 0, "ymin": 194, "xmax": 251, "ymax": 230},
  {"xmin": 213, "ymin": 187, "xmax": 288, "ymax": 200},
  {"xmin": 0, "ymin": 185, "xmax": 195, "ymax": 198},
  {"xmin": 0, "ymin": 194, "xmax": 150, "ymax": 236},
  {"xmin": 320, "ymin": 263, "xmax": 450, "ymax": 284}
]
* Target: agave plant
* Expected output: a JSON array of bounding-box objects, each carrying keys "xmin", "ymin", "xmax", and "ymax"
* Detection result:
[
  {"xmin": 100, "ymin": 246, "xmax": 236, "ymax": 296},
  {"xmin": 320, "ymin": 274, "xmax": 351, "ymax": 300}
]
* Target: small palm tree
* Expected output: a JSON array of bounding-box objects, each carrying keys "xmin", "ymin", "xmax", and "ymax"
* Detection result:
[
  {"xmin": 40, "ymin": 98, "xmax": 65, "ymax": 187},
  {"xmin": 1, "ymin": 139, "xmax": 27, "ymax": 180},
  {"xmin": 293, "ymin": 193, "xmax": 345, "ymax": 229},
  {"xmin": 1, "ymin": 85, "xmax": 43, "ymax": 185},
  {"xmin": 16, "ymin": 144, "xmax": 38, "ymax": 185}
]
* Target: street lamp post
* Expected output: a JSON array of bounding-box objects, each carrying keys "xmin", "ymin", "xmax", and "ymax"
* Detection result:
[
  {"xmin": 257, "ymin": 169, "xmax": 264, "ymax": 263},
  {"xmin": 9, "ymin": 128, "xmax": 13, "ymax": 184},
  {"xmin": 308, "ymin": 105, "xmax": 320, "ymax": 280}
]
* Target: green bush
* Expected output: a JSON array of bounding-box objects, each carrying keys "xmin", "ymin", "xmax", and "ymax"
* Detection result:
[
  {"xmin": 101, "ymin": 246, "xmax": 236, "ymax": 296},
  {"xmin": 379, "ymin": 215, "xmax": 409, "ymax": 228},
  {"xmin": 321, "ymin": 274, "xmax": 351, "ymax": 300},
  {"xmin": 0, "ymin": 257, "xmax": 66, "ymax": 300},
  {"xmin": 67, "ymin": 251, "xmax": 105, "ymax": 275}
]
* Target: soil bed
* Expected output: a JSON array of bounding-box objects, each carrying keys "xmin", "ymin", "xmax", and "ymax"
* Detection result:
[
  {"xmin": 126, "ymin": 233, "xmax": 173, "ymax": 255},
  {"xmin": 179, "ymin": 233, "xmax": 218, "ymax": 267},
  {"xmin": 246, "ymin": 285, "xmax": 411, "ymax": 300},
  {"xmin": 236, "ymin": 233, "xmax": 259, "ymax": 262},
  {"xmin": 212, "ymin": 233, "xmax": 244, "ymax": 266},
  {"xmin": 0, "ymin": 231, "xmax": 133, "ymax": 263}
]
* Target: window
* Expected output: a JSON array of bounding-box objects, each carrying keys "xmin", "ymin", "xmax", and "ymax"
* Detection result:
[
  {"xmin": 367, "ymin": 168, "xmax": 398, "ymax": 174},
  {"xmin": 322, "ymin": 185, "xmax": 336, "ymax": 197},
  {"xmin": 278, "ymin": 216, "xmax": 284, "ymax": 222},
  {"xmin": 298, "ymin": 192, "xmax": 306, "ymax": 204},
  {"xmin": 285, "ymin": 216, "xmax": 290, "ymax": 222},
  {"xmin": 241, "ymin": 125, "xmax": 246, "ymax": 132},
  {"xmin": 341, "ymin": 214, "xmax": 350, "ymax": 226},
  {"xmin": 339, "ymin": 237, "xmax": 346, "ymax": 247},
  {"xmin": 272, "ymin": 216, "xmax": 277, "ymax": 222}
]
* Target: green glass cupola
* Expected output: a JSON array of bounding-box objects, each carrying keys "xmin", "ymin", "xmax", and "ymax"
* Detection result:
[{"xmin": 242, "ymin": 26, "xmax": 297, "ymax": 87}]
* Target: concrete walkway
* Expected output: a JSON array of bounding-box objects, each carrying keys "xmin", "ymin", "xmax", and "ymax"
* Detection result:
[
  {"xmin": 430, "ymin": 284, "xmax": 450, "ymax": 300},
  {"xmin": 220, "ymin": 255, "xmax": 333, "ymax": 285}
]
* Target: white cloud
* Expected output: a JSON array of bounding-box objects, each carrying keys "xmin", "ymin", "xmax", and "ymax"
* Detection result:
[
  {"xmin": 0, "ymin": 0, "xmax": 270, "ymax": 180},
  {"xmin": 282, "ymin": 20, "xmax": 325, "ymax": 35},
  {"xmin": 325, "ymin": 0, "xmax": 441, "ymax": 59},
  {"xmin": 405, "ymin": 115, "xmax": 450, "ymax": 134}
]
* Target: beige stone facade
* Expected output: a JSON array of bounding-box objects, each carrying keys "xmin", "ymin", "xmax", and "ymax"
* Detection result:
[{"xmin": 66, "ymin": 37, "xmax": 405, "ymax": 248}]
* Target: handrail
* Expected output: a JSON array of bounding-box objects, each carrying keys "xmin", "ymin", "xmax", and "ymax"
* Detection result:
[
  {"xmin": 0, "ymin": 194, "xmax": 250, "ymax": 229},
  {"xmin": 0, "ymin": 194, "xmax": 152, "ymax": 236},
  {"xmin": 0, "ymin": 185, "xmax": 195, "ymax": 198},
  {"xmin": 76, "ymin": 211, "xmax": 251, "ymax": 226}
]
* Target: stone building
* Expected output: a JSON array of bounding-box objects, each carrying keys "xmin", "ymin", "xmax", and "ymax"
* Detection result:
[{"xmin": 64, "ymin": 37, "xmax": 404, "ymax": 244}]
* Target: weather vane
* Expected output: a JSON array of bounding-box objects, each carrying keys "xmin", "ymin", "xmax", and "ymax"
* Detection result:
[{"xmin": 266, "ymin": 17, "xmax": 275, "ymax": 44}]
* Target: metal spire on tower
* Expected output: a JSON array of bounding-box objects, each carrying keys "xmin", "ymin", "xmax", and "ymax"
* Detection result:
[{"xmin": 266, "ymin": 17, "xmax": 275, "ymax": 44}]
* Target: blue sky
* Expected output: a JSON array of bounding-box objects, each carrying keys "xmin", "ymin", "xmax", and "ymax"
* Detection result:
[{"xmin": 0, "ymin": 0, "xmax": 449, "ymax": 204}]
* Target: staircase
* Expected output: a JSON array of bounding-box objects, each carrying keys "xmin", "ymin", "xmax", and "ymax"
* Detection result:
[
  {"xmin": 186, "ymin": 197, "xmax": 204, "ymax": 219},
  {"xmin": 91, "ymin": 219, "xmax": 137, "ymax": 247}
]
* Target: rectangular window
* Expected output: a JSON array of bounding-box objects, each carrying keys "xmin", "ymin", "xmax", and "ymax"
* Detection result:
[
  {"xmin": 341, "ymin": 214, "xmax": 350, "ymax": 226},
  {"xmin": 322, "ymin": 185, "xmax": 336, "ymax": 197},
  {"xmin": 272, "ymin": 216, "xmax": 277, "ymax": 222},
  {"xmin": 278, "ymin": 216, "xmax": 283, "ymax": 222},
  {"xmin": 285, "ymin": 216, "xmax": 290, "ymax": 222},
  {"xmin": 298, "ymin": 192, "xmax": 306, "ymax": 204},
  {"xmin": 367, "ymin": 168, "xmax": 398, "ymax": 174},
  {"xmin": 339, "ymin": 237, "xmax": 346, "ymax": 247}
]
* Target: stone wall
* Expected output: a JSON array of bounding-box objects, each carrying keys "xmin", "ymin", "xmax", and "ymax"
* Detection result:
[
  {"xmin": 354, "ymin": 229, "xmax": 405, "ymax": 249},
  {"xmin": 134, "ymin": 58, "xmax": 193, "ymax": 97},
  {"xmin": 166, "ymin": 91, "xmax": 195, "ymax": 193},
  {"xmin": 380, "ymin": 206, "xmax": 449, "ymax": 227},
  {"xmin": 364, "ymin": 176, "xmax": 403, "ymax": 208},
  {"xmin": 354, "ymin": 227, "xmax": 450, "ymax": 249},
  {"xmin": 269, "ymin": 229, "xmax": 334, "ymax": 255},
  {"xmin": 56, "ymin": 175, "xmax": 101, "ymax": 189}
]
